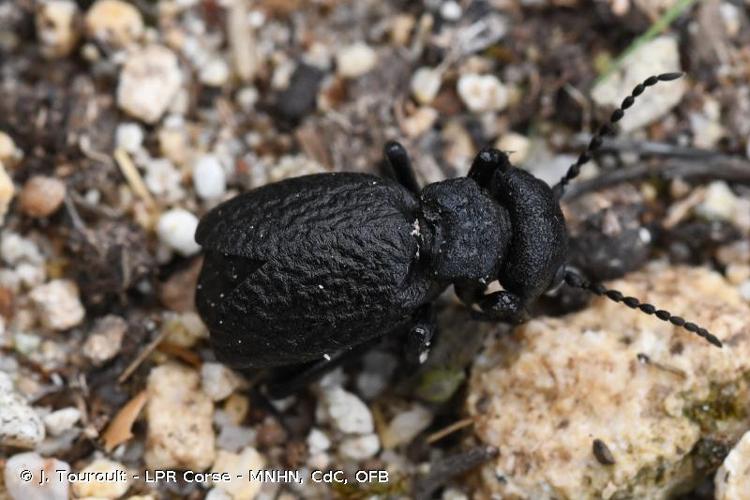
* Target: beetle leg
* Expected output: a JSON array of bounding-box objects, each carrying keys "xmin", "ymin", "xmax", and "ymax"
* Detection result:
[
  {"xmin": 404, "ymin": 304, "xmax": 438, "ymax": 365},
  {"xmin": 471, "ymin": 290, "xmax": 528, "ymax": 324},
  {"xmin": 265, "ymin": 337, "xmax": 381, "ymax": 399},
  {"xmin": 467, "ymin": 148, "xmax": 512, "ymax": 190},
  {"xmin": 384, "ymin": 140, "xmax": 421, "ymax": 193}
]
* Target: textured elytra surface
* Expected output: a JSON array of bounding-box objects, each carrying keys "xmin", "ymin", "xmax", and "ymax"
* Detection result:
[{"xmin": 196, "ymin": 173, "xmax": 442, "ymax": 367}]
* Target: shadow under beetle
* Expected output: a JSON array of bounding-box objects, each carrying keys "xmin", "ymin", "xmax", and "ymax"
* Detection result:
[{"xmin": 195, "ymin": 73, "xmax": 722, "ymax": 397}]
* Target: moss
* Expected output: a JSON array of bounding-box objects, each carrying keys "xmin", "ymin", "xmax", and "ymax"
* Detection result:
[
  {"xmin": 331, "ymin": 474, "xmax": 410, "ymax": 499},
  {"xmin": 683, "ymin": 379, "xmax": 749, "ymax": 433}
]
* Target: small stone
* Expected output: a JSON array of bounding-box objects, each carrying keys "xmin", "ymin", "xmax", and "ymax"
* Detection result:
[
  {"xmin": 117, "ymin": 45, "xmax": 182, "ymax": 124},
  {"xmin": 116, "ymin": 122, "xmax": 144, "ymax": 153},
  {"xmin": 381, "ymin": 404, "xmax": 433, "ymax": 449},
  {"xmin": 689, "ymin": 97, "xmax": 724, "ymax": 149},
  {"xmin": 145, "ymin": 363, "xmax": 215, "ymax": 470},
  {"xmin": 43, "ymin": 407, "xmax": 80, "ymax": 436},
  {"xmin": 356, "ymin": 350, "xmax": 398, "ymax": 400},
  {"xmin": 71, "ymin": 458, "xmax": 130, "ymax": 499},
  {"xmin": 19, "ymin": 176, "xmax": 66, "ymax": 218},
  {"xmin": 339, "ymin": 433, "xmax": 380, "ymax": 460},
  {"xmin": 144, "ymin": 158, "xmax": 184, "ymax": 202},
  {"xmin": 0, "ymin": 132, "xmax": 22, "ymax": 168},
  {"xmin": 35, "ymin": 0, "xmax": 80, "ymax": 58},
  {"xmin": 307, "ymin": 428, "xmax": 331, "ymax": 454},
  {"xmin": 193, "ymin": 155, "xmax": 227, "ymax": 200},
  {"xmin": 411, "ymin": 67, "xmax": 442, "ymax": 105},
  {"xmin": 320, "ymin": 386, "xmax": 374, "ymax": 434},
  {"xmin": 211, "ymin": 447, "xmax": 265, "ymax": 500},
  {"xmin": 162, "ymin": 311, "xmax": 208, "ymax": 347},
  {"xmin": 440, "ymin": 1, "xmax": 463, "ymax": 21},
  {"xmin": 739, "ymin": 281, "xmax": 750, "ymax": 301},
  {"xmin": 83, "ymin": 315, "xmax": 127, "ymax": 365},
  {"xmin": 85, "ymin": 0, "xmax": 143, "ymax": 48},
  {"xmin": 201, "ymin": 362, "xmax": 242, "ymax": 401},
  {"xmin": 0, "ymin": 372, "xmax": 45, "ymax": 448},
  {"xmin": 4, "ymin": 452, "xmax": 70, "ymax": 500},
  {"xmin": 157, "ymin": 208, "xmax": 201, "ymax": 257},
  {"xmin": 495, "ymin": 132, "xmax": 531, "ymax": 165},
  {"xmin": 457, "ymin": 73, "xmax": 508, "ymax": 113},
  {"xmin": 401, "ymin": 107, "xmax": 438, "ymax": 138},
  {"xmin": 200, "ymin": 59, "xmax": 231, "ymax": 87},
  {"xmin": 335, "ymin": 43, "xmax": 377, "ymax": 78},
  {"xmin": 29, "ymin": 279, "xmax": 85, "ymax": 331},
  {"xmin": 0, "ymin": 162, "xmax": 14, "ymax": 225},
  {"xmin": 1, "ymin": 232, "xmax": 44, "ymax": 265},
  {"xmin": 592, "ymin": 36, "xmax": 684, "ymax": 132},
  {"xmin": 715, "ymin": 430, "xmax": 750, "ymax": 500},
  {"xmin": 695, "ymin": 181, "xmax": 738, "ymax": 222}
]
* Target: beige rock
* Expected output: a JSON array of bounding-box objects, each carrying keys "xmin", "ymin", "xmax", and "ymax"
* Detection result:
[
  {"xmin": 83, "ymin": 315, "xmax": 127, "ymax": 365},
  {"xmin": 29, "ymin": 279, "xmax": 85, "ymax": 331},
  {"xmin": 201, "ymin": 363, "xmax": 242, "ymax": 402},
  {"xmin": 36, "ymin": 0, "xmax": 80, "ymax": 58},
  {"xmin": 4, "ymin": 452, "xmax": 70, "ymax": 500},
  {"xmin": 468, "ymin": 265, "xmax": 750, "ymax": 499},
  {"xmin": 84, "ymin": 0, "xmax": 143, "ymax": 48},
  {"xmin": 0, "ymin": 162, "xmax": 14, "ymax": 226},
  {"xmin": 457, "ymin": 74, "xmax": 508, "ymax": 113},
  {"xmin": 145, "ymin": 363, "xmax": 215, "ymax": 470},
  {"xmin": 496, "ymin": 132, "xmax": 531, "ymax": 165},
  {"xmin": 117, "ymin": 46, "xmax": 182, "ymax": 124},
  {"xmin": 592, "ymin": 36, "xmax": 684, "ymax": 132},
  {"xmin": 715, "ymin": 430, "xmax": 750, "ymax": 500},
  {"xmin": 335, "ymin": 43, "xmax": 377, "ymax": 78},
  {"xmin": 0, "ymin": 132, "xmax": 22, "ymax": 167},
  {"xmin": 211, "ymin": 447, "xmax": 265, "ymax": 500},
  {"xmin": 19, "ymin": 176, "xmax": 66, "ymax": 218},
  {"xmin": 71, "ymin": 458, "xmax": 130, "ymax": 499}
]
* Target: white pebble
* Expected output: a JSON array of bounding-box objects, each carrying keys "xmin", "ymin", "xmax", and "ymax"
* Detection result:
[
  {"xmin": 157, "ymin": 208, "xmax": 201, "ymax": 257},
  {"xmin": 320, "ymin": 386, "xmax": 373, "ymax": 434},
  {"xmin": 411, "ymin": 67, "xmax": 442, "ymax": 105},
  {"xmin": 457, "ymin": 73, "xmax": 509, "ymax": 113},
  {"xmin": 739, "ymin": 281, "xmax": 750, "ymax": 301},
  {"xmin": 335, "ymin": 43, "xmax": 377, "ymax": 78},
  {"xmin": 440, "ymin": 1, "xmax": 463, "ymax": 21},
  {"xmin": 696, "ymin": 181, "xmax": 738, "ymax": 222},
  {"xmin": 193, "ymin": 155, "xmax": 227, "ymax": 200},
  {"xmin": 307, "ymin": 428, "xmax": 331, "ymax": 454},
  {"xmin": 43, "ymin": 407, "xmax": 81, "ymax": 436},
  {"xmin": 144, "ymin": 158, "xmax": 184, "ymax": 202},
  {"xmin": 115, "ymin": 122, "xmax": 144, "ymax": 153},
  {"xmin": 381, "ymin": 404, "xmax": 434, "ymax": 449},
  {"xmin": 339, "ymin": 433, "xmax": 380, "ymax": 460},
  {"xmin": 201, "ymin": 362, "xmax": 241, "ymax": 401},
  {"xmin": 4, "ymin": 452, "xmax": 70, "ymax": 500},
  {"xmin": 117, "ymin": 45, "xmax": 182, "ymax": 124},
  {"xmin": 200, "ymin": 59, "xmax": 231, "ymax": 87},
  {"xmin": 29, "ymin": 279, "xmax": 85, "ymax": 331},
  {"xmin": 0, "ymin": 373, "xmax": 46, "ymax": 448},
  {"xmin": 1, "ymin": 232, "xmax": 43, "ymax": 265}
]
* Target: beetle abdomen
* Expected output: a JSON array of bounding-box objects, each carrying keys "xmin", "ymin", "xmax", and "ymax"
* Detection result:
[{"xmin": 196, "ymin": 173, "xmax": 438, "ymax": 368}]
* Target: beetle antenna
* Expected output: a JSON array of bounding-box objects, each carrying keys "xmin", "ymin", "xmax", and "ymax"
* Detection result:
[
  {"xmin": 553, "ymin": 72, "xmax": 684, "ymax": 199},
  {"xmin": 563, "ymin": 270, "xmax": 722, "ymax": 348}
]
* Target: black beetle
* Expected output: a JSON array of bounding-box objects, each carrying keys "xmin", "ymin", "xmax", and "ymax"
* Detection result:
[{"xmin": 195, "ymin": 73, "xmax": 721, "ymax": 396}]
